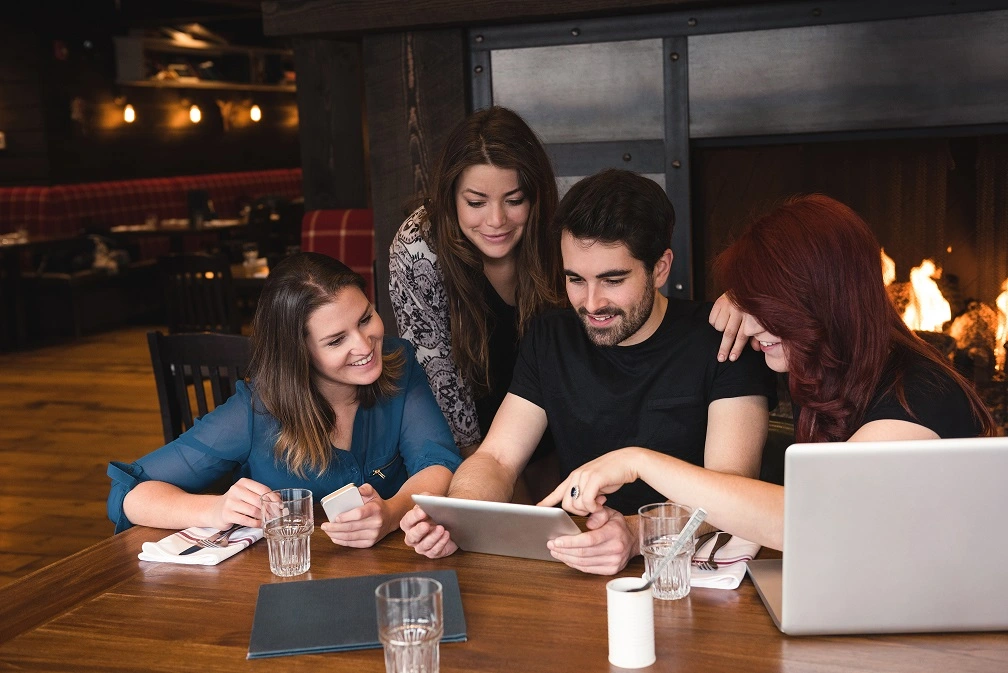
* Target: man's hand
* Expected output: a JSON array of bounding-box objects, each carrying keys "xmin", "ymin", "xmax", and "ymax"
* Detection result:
[
  {"xmin": 545, "ymin": 507, "xmax": 637, "ymax": 575},
  {"xmin": 400, "ymin": 504, "xmax": 459, "ymax": 558}
]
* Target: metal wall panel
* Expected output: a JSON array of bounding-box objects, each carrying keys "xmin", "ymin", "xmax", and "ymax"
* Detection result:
[
  {"xmin": 491, "ymin": 39, "xmax": 665, "ymax": 143},
  {"xmin": 688, "ymin": 10, "xmax": 1008, "ymax": 138},
  {"xmin": 556, "ymin": 173, "xmax": 667, "ymax": 201}
]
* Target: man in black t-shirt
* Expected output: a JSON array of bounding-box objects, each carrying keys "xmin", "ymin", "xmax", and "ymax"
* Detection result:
[{"xmin": 401, "ymin": 169, "xmax": 776, "ymax": 575}]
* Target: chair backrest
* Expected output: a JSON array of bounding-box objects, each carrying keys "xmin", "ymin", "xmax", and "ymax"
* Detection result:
[
  {"xmin": 147, "ymin": 330, "xmax": 252, "ymax": 443},
  {"xmin": 158, "ymin": 252, "xmax": 242, "ymax": 334}
]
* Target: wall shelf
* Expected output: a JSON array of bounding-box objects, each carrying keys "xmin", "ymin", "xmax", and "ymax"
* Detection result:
[{"xmin": 114, "ymin": 36, "xmax": 296, "ymax": 92}]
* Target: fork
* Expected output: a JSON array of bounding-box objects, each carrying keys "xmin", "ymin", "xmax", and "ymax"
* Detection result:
[
  {"xmin": 695, "ymin": 532, "xmax": 733, "ymax": 570},
  {"xmin": 195, "ymin": 523, "xmax": 242, "ymax": 549}
]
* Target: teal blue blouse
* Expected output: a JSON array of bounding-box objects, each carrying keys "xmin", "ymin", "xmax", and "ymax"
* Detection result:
[{"xmin": 107, "ymin": 338, "xmax": 461, "ymax": 532}]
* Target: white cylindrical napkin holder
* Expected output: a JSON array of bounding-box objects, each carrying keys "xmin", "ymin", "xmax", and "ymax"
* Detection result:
[{"xmin": 606, "ymin": 577, "xmax": 656, "ymax": 668}]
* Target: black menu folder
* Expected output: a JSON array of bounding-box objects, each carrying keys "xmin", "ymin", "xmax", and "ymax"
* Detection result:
[{"xmin": 247, "ymin": 569, "xmax": 467, "ymax": 659}]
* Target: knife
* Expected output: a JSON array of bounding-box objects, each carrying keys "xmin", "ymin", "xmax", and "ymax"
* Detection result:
[
  {"xmin": 178, "ymin": 524, "xmax": 241, "ymax": 555},
  {"xmin": 179, "ymin": 543, "xmax": 207, "ymax": 556}
]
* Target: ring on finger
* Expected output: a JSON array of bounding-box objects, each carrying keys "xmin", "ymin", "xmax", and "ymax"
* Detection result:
[{"xmin": 570, "ymin": 485, "xmax": 580, "ymax": 499}]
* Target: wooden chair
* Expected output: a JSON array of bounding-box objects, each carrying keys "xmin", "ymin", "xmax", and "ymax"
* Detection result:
[
  {"xmin": 158, "ymin": 252, "xmax": 242, "ymax": 334},
  {"xmin": 146, "ymin": 330, "xmax": 251, "ymax": 443}
]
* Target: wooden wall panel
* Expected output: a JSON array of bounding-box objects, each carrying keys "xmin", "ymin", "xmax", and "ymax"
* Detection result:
[
  {"xmin": 362, "ymin": 29, "xmax": 467, "ymax": 328},
  {"xmin": 263, "ymin": 0, "xmax": 765, "ymax": 35},
  {"xmin": 292, "ymin": 38, "xmax": 368, "ymax": 210}
]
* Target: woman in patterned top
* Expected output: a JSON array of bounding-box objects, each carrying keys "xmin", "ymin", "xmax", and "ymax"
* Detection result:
[{"xmin": 389, "ymin": 107, "xmax": 562, "ymax": 476}]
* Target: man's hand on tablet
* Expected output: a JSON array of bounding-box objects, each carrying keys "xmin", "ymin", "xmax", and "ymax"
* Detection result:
[{"xmin": 400, "ymin": 505, "xmax": 459, "ymax": 558}]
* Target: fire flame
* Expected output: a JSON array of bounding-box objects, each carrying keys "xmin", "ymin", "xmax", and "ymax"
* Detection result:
[
  {"xmin": 903, "ymin": 260, "xmax": 951, "ymax": 333},
  {"xmin": 996, "ymin": 279, "xmax": 1008, "ymax": 371},
  {"xmin": 881, "ymin": 248, "xmax": 896, "ymax": 287}
]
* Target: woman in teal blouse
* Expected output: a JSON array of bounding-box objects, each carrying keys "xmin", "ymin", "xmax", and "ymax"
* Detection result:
[{"xmin": 107, "ymin": 253, "xmax": 461, "ymax": 547}]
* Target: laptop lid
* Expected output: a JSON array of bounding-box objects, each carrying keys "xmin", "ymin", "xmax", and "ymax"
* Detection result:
[{"xmin": 750, "ymin": 437, "xmax": 1008, "ymax": 635}]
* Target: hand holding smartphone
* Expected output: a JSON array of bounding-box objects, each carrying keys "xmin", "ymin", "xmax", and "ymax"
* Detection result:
[{"xmin": 321, "ymin": 484, "xmax": 365, "ymax": 522}]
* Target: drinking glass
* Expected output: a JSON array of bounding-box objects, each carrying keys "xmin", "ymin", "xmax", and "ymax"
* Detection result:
[
  {"xmin": 638, "ymin": 502, "xmax": 695, "ymax": 600},
  {"xmin": 261, "ymin": 488, "xmax": 313, "ymax": 577},
  {"xmin": 375, "ymin": 577, "xmax": 444, "ymax": 673}
]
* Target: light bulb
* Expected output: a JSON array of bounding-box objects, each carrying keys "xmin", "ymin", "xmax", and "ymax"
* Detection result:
[
  {"xmin": 189, "ymin": 104, "xmax": 202, "ymax": 124},
  {"xmin": 123, "ymin": 104, "xmax": 136, "ymax": 123},
  {"xmin": 250, "ymin": 104, "xmax": 262, "ymax": 122}
]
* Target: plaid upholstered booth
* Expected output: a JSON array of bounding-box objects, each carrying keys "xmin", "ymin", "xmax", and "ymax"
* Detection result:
[
  {"xmin": 176, "ymin": 169, "xmax": 303, "ymax": 219},
  {"xmin": 0, "ymin": 168, "xmax": 303, "ymax": 244},
  {"xmin": 1, "ymin": 169, "xmax": 305, "ymax": 346},
  {"xmin": 0, "ymin": 187, "xmax": 57, "ymax": 235},
  {"xmin": 300, "ymin": 209, "xmax": 375, "ymax": 300}
]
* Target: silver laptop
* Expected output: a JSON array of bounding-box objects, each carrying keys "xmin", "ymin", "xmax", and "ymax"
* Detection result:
[{"xmin": 747, "ymin": 437, "xmax": 1008, "ymax": 635}]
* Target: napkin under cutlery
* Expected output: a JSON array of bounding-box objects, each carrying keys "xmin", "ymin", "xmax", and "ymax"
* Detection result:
[
  {"xmin": 690, "ymin": 533, "xmax": 760, "ymax": 589},
  {"xmin": 139, "ymin": 526, "xmax": 263, "ymax": 566}
]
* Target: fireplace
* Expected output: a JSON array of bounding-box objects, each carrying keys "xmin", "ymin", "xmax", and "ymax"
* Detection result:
[{"xmin": 693, "ymin": 133, "xmax": 1008, "ymax": 435}]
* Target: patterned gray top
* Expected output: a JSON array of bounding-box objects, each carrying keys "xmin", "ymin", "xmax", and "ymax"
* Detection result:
[{"xmin": 389, "ymin": 207, "xmax": 481, "ymax": 449}]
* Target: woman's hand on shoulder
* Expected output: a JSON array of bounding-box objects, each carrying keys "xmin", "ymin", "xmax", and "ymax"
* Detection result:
[
  {"xmin": 320, "ymin": 483, "xmax": 393, "ymax": 548},
  {"xmin": 213, "ymin": 477, "xmax": 273, "ymax": 529},
  {"xmin": 709, "ymin": 292, "xmax": 759, "ymax": 363}
]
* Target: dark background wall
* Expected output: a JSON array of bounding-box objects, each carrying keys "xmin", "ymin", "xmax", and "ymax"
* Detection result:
[
  {"xmin": 0, "ymin": 24, "xmax": 50, "ymax": 185},
  {"xmin": 0, "ymin": 1, "xmax": 301, "ymax": 187}
]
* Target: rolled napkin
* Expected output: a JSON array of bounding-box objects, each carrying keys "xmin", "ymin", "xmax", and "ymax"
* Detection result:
[
  {"xmin": 690, "ymin": 533, "xmax": 760, "ymax": 590},
  {"xmin": 139, "ymin": 526, "xmax": 263, "ymax": 566}
]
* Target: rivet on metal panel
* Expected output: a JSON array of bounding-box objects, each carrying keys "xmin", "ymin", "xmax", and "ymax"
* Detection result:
[
  {"xmin": 623, "ymin": 153, "xmax": 632, "ymax": 162},
  {"xmin": 670, "ymin": 52, "xmax": 680, "ymax": 62},
  {"xmin": 474, "ymin": 65, "xmax": 484, "ymax": 74},
  {"xmin": 671, "ymin": 160, "xmax": 682, "ymax": 169},
  {"xmin": 475, "ymin": 34, "xmax": 484, "ymax": 43},
  {"xmin": 687, "ymin": 18, "xmax": 698, "ymax": 27},
  {"xmin": 571, "ymin": 27, "xmax": 581, "ymax": 37}
]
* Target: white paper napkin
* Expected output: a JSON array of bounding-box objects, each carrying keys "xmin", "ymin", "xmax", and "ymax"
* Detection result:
[
  {"xmin": 138, "ymin": 526, "xmax": 263, "ymax": 566},
  {"xmin": 690, "ymin": 533, "xmax": 760, "ymax": 589}
]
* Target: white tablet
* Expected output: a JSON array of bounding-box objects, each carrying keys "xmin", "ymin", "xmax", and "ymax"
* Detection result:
[{"xmin": 411, "ymin": 494, "xmax": 581, "ymax": 562}]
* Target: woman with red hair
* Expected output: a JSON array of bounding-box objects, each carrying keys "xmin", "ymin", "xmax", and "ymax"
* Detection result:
[{"xmin": 541, "ymin": 194, "xmax": 994, "ymax": 550}]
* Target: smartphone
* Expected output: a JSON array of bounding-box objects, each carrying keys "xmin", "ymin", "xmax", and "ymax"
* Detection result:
[{"xmin": 321, "ymin": 484, "xmax": 365, "ymax": 522}]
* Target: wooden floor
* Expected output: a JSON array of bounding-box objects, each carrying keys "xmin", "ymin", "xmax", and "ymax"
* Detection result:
[{"xmin": 0, "ymin": 326, "xmax": 167, "ymax": 587}]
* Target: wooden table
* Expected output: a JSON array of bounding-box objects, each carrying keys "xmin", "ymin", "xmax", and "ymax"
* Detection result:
[
  {"xmin": 1, "ymin": 526, "xmax": 1005, "ymax": 672},
  {"xmin": 0, "ymin": 233, "xmax": 77, "ymax": 350}
]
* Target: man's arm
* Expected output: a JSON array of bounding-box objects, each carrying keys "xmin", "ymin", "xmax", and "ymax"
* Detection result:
[
  {"xmin": 447, "ymin": 393, "xmax": 548, "ymax": 500},
  {"xmin": 703, "ymin": 395, "xmax": 767, "ymax": 477},
  {"xmin": 400, "ymin": 393, "xmax": 548, "ymax": 557}
]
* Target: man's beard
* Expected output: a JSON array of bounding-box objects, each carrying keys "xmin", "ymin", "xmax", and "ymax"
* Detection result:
[{"xmin": 577, "ymin": 283, "xmax": 655, "ymax": 347}]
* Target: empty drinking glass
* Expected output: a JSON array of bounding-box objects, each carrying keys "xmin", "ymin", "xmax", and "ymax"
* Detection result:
[{"xmin": 375, "ymin": 577, "xmax": 444, "ymax": 673}]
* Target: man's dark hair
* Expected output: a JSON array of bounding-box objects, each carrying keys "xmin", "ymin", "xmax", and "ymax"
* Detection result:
[{"xmin": 554, "ymin": 169, "xmax": 675, "ymax": 269}]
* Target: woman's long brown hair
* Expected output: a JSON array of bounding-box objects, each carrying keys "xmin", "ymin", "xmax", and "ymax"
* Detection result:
[
  {"xmin": 716, "ymin": 194, "xmax": 995, "ymax": 442},
  {"xmin": 248, "ymin": 252, "xmax": 404, "ymax": 477},
  {"xmin": 423, "ymin": 106, "xmax": 563, "ymax": 395}
]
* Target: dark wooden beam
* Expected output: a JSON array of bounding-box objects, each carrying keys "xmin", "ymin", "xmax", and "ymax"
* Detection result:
[
  {"xmin": 263, "ymin": 0, "xmax": 772, "ymax": 36},
  {"xmin": 292, "ymin": 38, "xmax": 368, "ymax": 209},
  {"xmin": 362, "ymin": 28, "xmax": 467, "ymax": 330}
]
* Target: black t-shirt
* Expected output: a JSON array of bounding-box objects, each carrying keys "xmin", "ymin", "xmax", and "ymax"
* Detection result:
[
  {"xmin": 474, "ymin": 279, "xmax": 556, "ymax": 462},
  {"xmin": 509, "ymin": 299, "xmax": 778, "ymax": 515},
  {"xmin": 474, "ymin": 279, "xmax": 519, "ymax": 436},
  {"xmin": 860, "ymin": 355, "xmax": 984, "ymax": 437}
]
